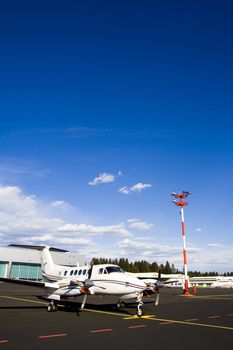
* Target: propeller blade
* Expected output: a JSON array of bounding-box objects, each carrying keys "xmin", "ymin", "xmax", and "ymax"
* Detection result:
[
  {"xmin": 88, "ymin": 264, "xmax": 93, "ymax": 279},
  {"xmin": 81, "ymin": 293, "xmax": 87, "ymax": 309},
  {"xmin": 155, "ymin": 290, "xmax": 160, "ymax": 306}
]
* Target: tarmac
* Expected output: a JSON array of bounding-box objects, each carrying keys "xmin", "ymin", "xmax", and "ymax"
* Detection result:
[{"xmin": 0, "ymin": 281, "xmax": 232, "ymax": 350}]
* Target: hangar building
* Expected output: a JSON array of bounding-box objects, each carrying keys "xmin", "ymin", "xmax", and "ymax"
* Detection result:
[{"xmin": 0, "ymin": 245, "xmax": 85, "ymax": 281}]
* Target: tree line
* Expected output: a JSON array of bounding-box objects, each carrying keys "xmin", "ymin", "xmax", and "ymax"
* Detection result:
[
  {"xmin": 91, "ymin": 257, "xmax": 233, "ymax": 276},
  {"xmin": 91, "ymin": 257, "xmax": 179, "ymax": 274}
]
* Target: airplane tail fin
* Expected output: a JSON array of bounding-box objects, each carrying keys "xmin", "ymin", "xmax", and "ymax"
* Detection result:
[{"xmin": 41, "ymin": 247, "xmax": 56, "ymax": 281}]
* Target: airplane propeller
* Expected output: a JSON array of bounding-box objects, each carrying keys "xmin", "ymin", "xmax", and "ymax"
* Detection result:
[
  {"xmin": 80, "ymin": 264, "xmax": 105, "ymax": 309},
  {"xmin": 143, "ymin": 269, "xmax": 163, "ymax": 306}
]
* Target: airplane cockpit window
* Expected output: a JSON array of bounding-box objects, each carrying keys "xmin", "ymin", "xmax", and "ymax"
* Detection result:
[
  {"xmin": 106, "ymin": 266, "xmax": 124, "ymax": 274},
  {"xmin": 98, "ymin": 266, "xmax": 123, "ymax": 274}
]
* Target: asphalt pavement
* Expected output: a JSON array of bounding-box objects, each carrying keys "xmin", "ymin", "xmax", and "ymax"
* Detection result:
[{"xmin": 0, "ymin": 282, "xmax": 232, "ymax": 350}]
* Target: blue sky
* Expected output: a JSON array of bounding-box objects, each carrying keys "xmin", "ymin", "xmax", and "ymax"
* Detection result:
[{"xmin": 0, "ymin": 0, "xmax": 232, "ymax": 272}]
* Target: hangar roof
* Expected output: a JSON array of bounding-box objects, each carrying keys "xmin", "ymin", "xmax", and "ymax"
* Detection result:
[
  {"xmin": 0, "ymin": 245, "xmax": 85, "ymax": 266},
  {"xmin": 8, "ymin": 244, "xmax": 67, "ymax": 252}
]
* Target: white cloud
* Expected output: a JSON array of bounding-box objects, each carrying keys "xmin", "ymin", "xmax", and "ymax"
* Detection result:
[
  {"xmin": 0, "ymin": 184, "xmax": 133, "ymax": 251},
  {"xmin": 116, "ymin": 238, "xmax": 233, "ymax": 272},
  {"xmin": 130, "ymin": 183, "xmax": 152, "ymax": 192},
  {"xmin": 88, "ymin": 172, "xmax": 115, "ymax": 186},
  {"xmin": 0, "ymin": 185, "xmax": 36, "ymax": 215},
  {"xmin": 207, "ymin": 243, "xmax": 224, "ymax": 248},
  {"xmin": 127, "ymin": 218, "xmax": 154, "ymax": 230},
  {"xmin": 50, "ymin": 200, "xmax": 70, "ymax": 210},
  {"xmin": 117, "ymin": 238, "xmax": 183, "ymax": 262},
  {"xmin": 119, "ymin": 183, "xmax": 152, "ymax": 194},
  {"xmin": 18, "ymin": 235, "xmax": 90, "ymax": 246},
  {"xmin": 118, "ymin": 186, "xmax": 130, "ymax": 194},
  {"xmin": 195, "ymin": 227, "xmax": 203, "ymax": 232},
  {"xmin": 57, "ymin": 223, "xmax": 132, "ymax": 237},
  {"xmin": 0, "ymin": 184, "xmax": 232, "ymax": 272}
]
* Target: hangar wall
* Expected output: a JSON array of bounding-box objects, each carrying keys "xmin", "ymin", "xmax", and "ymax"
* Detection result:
[{"xmin": 0, "ymin": 245, "xmax": 85, "ymax": 281}]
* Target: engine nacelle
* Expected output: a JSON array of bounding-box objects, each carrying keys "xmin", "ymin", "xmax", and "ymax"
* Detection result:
[{"xmin": 54, "ymin": 286, "xmax": 83, "ymax": 296}]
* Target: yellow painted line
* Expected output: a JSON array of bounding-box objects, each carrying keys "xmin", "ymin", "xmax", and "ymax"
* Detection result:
[
  {"xmin": 83, "ymin": 308, "xmax": 128, "ymax": 317},
  {"xmin": 200, "ymin": 294, "xmax": 233, "ymax": 297},
  {"xmin": 123, "ymin": 315, "xmax": 155, "ymax": 320},
  {"xmin": 1, "ymin": 294, "xmax": 232, "ymax": 332},
  {"xmin": 84, "ymin": 308, "xmax": 156, "ymax": 319},
  {"xmin": 191, "ymin": 293, "xmax": 233, "ymax": 298},
  {"xmin": 146, "ymin": 316, "xmax": 233, "ymax": 331},
  {"xmin": 85, "ymin": 308, "xmax": 233, "ymax": 331},
  {"xmin": 84, "ymin": 307, "xmax": 233, "ymax": 331},
  {"xmin": 0, "ymin": 295, "xmax": 47, "ymax": 305},
  {"xmin": 191, "ymin": 296, "xmax": 233, "ymax": 301}
]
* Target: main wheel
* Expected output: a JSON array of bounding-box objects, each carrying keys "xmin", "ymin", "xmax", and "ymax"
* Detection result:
[
  {"xmin": 47, "ymin": 302, "xmax": 57, "ymax": 312},
  {"xmin": 117, "ymin": 301, "xmax": 126, "ymax": 309},
  {"xmin": 52, "ymin": 303, "xmax": 57, "ymax": 312},
  {"xmin": 47, "ymin": 303, "xmax": 53, "ymax": 312}
]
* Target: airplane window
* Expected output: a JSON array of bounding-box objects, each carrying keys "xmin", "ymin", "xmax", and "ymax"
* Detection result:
[
  {"xmin": 64, "ymin": 270, "xmax": 67, "ymax": 276},
  {"xmin": 98, "ymin": 268, "xmax": 103, "ymax": 274},
  {"xmin": 78, "ymin": 270, "xmax": 82, "ymax": 275},
  {"xmin": 70, "ymin": 270, "xmax": 74, "ymax": 276},
  {"xmin": 106, "ymin": 266, "xmax": 124, "ymax": 274},
  {"xmin": 74, "ymin": 270, "xmax": 78, "ymax": 276},
  {"xmin": 83, "ymin": 269, "xmax": 87, "ymax": 275}
]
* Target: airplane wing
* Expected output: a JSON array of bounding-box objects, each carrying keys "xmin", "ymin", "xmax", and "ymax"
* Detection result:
[{"xmin": 0, "ymin": 277, "xmax": 59, "ymax": 289}]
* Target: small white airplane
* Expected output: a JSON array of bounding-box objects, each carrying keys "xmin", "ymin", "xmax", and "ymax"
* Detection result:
[{"xmin": 0, "ymin": 247, "xmax": 163, "ymax": 316}]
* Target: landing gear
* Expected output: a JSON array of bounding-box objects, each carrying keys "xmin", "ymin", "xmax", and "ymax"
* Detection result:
[
  {"xmin": 117, "ymin": 301, "xmax": 125, "ymax": 309},
  {"xmin": 47, "ymin": 301, "xmax": 57, "ymax": 312},
  {"xmin": 136, "ymin": 292, "xmax": 144, "ymax": 317},
  {"xmin": 137, "ymin": 306, "xmax": 143, "ymax": 317}
]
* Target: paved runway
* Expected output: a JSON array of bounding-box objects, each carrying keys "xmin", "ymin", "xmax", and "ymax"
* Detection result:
[{"xmin": 0, "ymin": 282, "xmax": 232, "ymax": 350}]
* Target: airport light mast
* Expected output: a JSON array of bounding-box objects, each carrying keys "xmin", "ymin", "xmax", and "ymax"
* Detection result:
[{"xmin": 172, "ymin": 191, "xmax": 191, "ymax": 296}]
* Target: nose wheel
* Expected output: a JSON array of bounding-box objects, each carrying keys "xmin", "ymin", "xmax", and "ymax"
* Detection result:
[
  {"xmin": 137, "ymin": 305, "xmax": 143, "ymax": 317},
  {"xmin": 136, "ymin": 293, "xmax": 144, "ymax": 317}
]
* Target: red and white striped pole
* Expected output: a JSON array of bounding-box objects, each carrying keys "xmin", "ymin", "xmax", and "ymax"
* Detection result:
[{"xmin": 172, "ymin": 191, "xmax": 191, "ymax": 296}]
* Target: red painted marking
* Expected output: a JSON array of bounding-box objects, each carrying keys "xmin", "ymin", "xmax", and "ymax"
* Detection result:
[
  {"xmin": 185, "ymin": 318, "xmax": 199, "ymax": 322},
  {"xmin": 39, "ymin": 333, "xmax": 67, "ymax": 339},
  {"xmin": 208, "ymin": 315, "xmax": 220, "ymax": 319},
  {"xmin": 0, "ymin": 340, "xmax": 8, "ymax": 344},
  {"xmin": 128, "ymin": 325, "xmax": 146, "ymax": 329},
  {"xmin": 90, "ymin": 329, "xmax": 113, "ymax": 334},
  {"xmin": 160, "ymin": 321, "xmax": 173, "ymax": 325},
  {"xmin": 182, "ymin": 222, "xmax": 185, "ymax": 235},
  {"xmin": 183, "ymin": 249, "xmax": 187, "ymax": 264}
]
